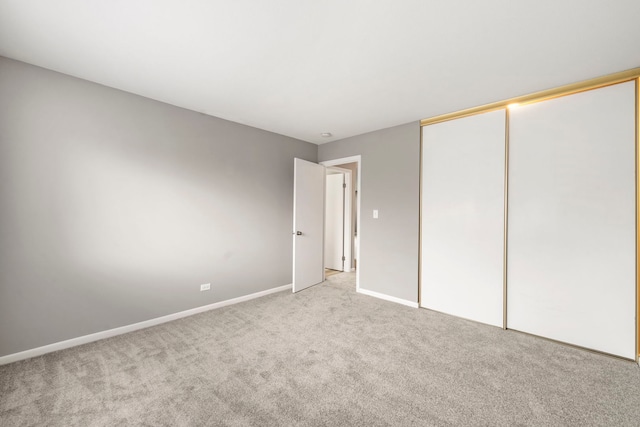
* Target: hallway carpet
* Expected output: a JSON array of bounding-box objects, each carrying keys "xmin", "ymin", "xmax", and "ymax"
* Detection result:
[
  {"xmin": 324, "ymin": 268, "xmax": 342, "ymax": 278},
  {"xmin": 1, "ymin": 272, "xmax": 639, "ymax": 426}
]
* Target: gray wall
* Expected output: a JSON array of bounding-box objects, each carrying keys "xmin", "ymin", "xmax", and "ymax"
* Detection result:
[
  {"xmin": 318, "ymin": 123, "xmax": 420, "ymax": 302},
  {"xmin": 0, "ymin": 57, "xmax": 317, "ymax": 357}
]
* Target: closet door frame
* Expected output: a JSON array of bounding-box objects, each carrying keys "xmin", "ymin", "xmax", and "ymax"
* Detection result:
[{"xmin": 419, "ymin": 69, "xmax": 640, "ymax": 363}]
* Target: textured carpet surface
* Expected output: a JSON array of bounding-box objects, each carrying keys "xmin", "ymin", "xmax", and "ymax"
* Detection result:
[{"xmin": 1, "ymin": 272, "xmax": 639, "ymax": 426}]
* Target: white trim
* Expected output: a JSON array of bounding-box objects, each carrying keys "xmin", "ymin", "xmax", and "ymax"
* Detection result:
[
  {"xmin": 357, "ymin": 288, "xmax": 419, "ymax": 308},
  {"xmin": 0, "ymin": 284, "xmax": 292, "ymax": 366},
  {"xmin": 320, "ymin": 155, "xmax": 361, "ymax": 293},
  {"xmin": 321, "ymin": 156, "xmax": 361, "ymax": 167}
]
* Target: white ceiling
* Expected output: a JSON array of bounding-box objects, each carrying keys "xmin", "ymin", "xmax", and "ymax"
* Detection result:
[{"xmin": 1, "ymin": 1, "xmax": 639, "ymax": 144}]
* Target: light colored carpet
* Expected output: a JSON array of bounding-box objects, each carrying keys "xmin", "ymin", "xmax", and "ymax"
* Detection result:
[{"xmin": 1, "ymin": 272, "xmax": 639, "ymax": 426}]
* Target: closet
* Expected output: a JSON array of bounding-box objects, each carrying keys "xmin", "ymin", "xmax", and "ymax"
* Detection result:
[{"xmin": 420, "ymin": 72, "xmax": 639, "ymax": 360}]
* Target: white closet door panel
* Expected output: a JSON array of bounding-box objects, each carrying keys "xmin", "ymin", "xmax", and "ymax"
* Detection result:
[
  {"xmin": 421, "ymin": 110, "xmax": 506, "ymax": 327},
  {"xmin": 508, "ymin": 81, "xmax": 636, "ymax": 359}
]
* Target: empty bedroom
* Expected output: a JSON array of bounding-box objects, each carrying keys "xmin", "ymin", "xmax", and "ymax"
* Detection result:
[{"xmin": 1, "ymin": 1, "xmax": 640, "ymax": 426}]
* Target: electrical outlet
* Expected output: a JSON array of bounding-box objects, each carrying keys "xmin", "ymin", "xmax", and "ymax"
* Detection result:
[{"xmin": 200, "ymin": 283, "xmax": 211, "ymax": 292}]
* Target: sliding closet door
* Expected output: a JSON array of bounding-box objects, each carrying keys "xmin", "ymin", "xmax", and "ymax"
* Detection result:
[
  {"xmin": 421, "ymin": 110, "xmax": 505, "ymax": 327},
  {"xmin": 508, "ymin": 81, "xmax": 636, "ymax": 359}
]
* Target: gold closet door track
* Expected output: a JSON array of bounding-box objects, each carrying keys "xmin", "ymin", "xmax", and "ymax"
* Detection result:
[{"xmin": 421, "ymin": 68, "xmax": 640, "ymax": 127}]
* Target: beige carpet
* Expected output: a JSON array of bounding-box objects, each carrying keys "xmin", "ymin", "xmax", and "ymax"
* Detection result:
[
  {"xmin": 324, "ymin": 268, "xmax": 342, "ymax": 278},
  {"xmin": 1, "ymin": 272, "xmax": 640, "ymax": 426}
]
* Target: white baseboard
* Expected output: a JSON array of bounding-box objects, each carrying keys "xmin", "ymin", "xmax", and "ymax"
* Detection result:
[
  {"xmin": 357, "ymin": 288, "xmax": 418, "ymax": 308},
  {"xmin": 0, "ymin": 283, "xmax": 292, "ymax": 366}
]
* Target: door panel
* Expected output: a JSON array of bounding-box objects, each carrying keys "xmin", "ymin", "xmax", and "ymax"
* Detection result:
[
  {"xmin": 421, "ymin": 109, "xmax": 506, "ymax": 327},
  {"xmin": 507, "ymin": 81, "xmax": 636, "ymax": 359},
  {"xmin": 292, "ymin": 158, "xmax": 325, "ymax": 292}
]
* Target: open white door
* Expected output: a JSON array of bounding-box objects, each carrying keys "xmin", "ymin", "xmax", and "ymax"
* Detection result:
[{"xmin": 292, "ymin": 158, "xmax": 325, "ymax": 292}]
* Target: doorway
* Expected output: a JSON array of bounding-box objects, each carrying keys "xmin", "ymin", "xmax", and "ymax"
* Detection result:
[
  {"xmin": 324, "ymin": 167, "xmax": 351, "ymax": 276},
  {"xmin": 320, "ymin": 156, "xmax": 361, "ymax": 291}
]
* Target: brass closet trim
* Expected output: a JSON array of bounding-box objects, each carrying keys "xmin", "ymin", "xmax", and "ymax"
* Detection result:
[
  {"xmin": 503, "ymin": 109, "xmax": 510, "ymax": 330},
  {"xmin": 418, "ymin": 126, "xmax": 424, "ymax": 307},
  {"xmin": 421, "ymin": 67, "xmax": 640, "ymax": 127},
  {"xmin": 636, "ymin": 78, "xmax": 640, "ymax": 363}
]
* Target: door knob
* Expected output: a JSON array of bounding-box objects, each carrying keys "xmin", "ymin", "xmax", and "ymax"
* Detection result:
[{"xmin": 295, "ymin": 231, "xmax": 303, "ymax": 235}]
